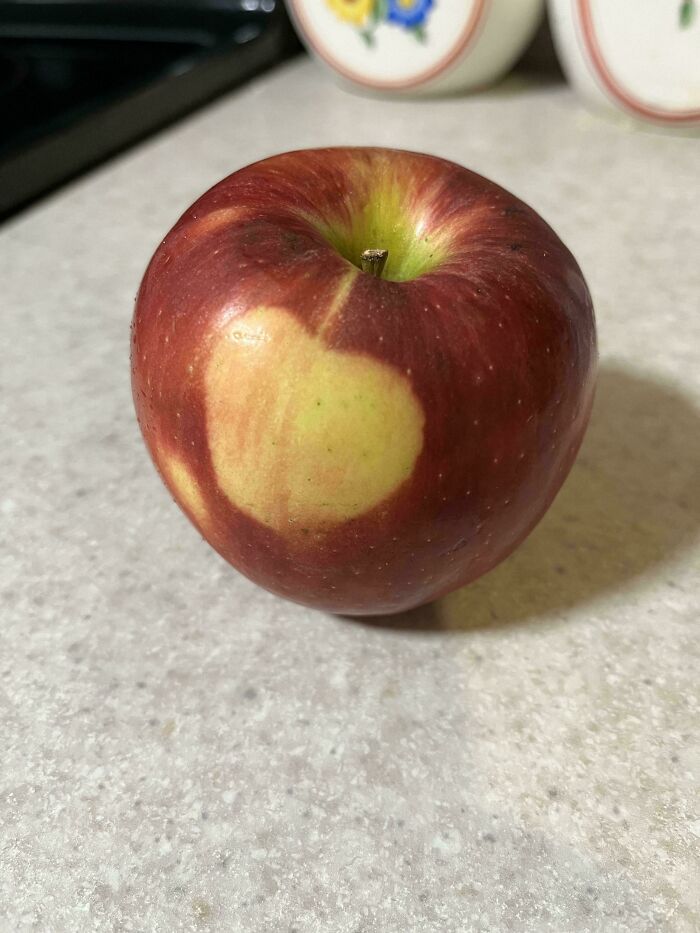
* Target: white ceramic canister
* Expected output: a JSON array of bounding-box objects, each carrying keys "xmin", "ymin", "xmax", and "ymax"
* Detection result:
[
  {"xmin": 286, "ymin": 0, "xmax": 544, "ymax": 96},
  {"xmin": 549, "ymin": 0, "xmax": 700, "ymax": 128}
]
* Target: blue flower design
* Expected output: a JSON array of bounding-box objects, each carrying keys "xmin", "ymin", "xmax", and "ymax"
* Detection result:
[{"xmin": 387, "ymin": 0, "xmax": 434, "ymax": 29}]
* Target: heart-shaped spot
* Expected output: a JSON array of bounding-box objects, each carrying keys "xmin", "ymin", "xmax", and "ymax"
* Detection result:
[{"xmin": 204, "ymin": 306, "xmax": 424, "ymax": 533}]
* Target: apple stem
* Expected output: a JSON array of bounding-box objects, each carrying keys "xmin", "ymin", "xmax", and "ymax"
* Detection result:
[{"xmin": 361, "ymin": 249, "xmax": 388, "ymax": 278}]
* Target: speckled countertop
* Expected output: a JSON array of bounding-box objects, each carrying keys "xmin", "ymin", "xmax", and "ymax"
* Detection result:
[{"xmin": 2, "ymin": 57, "xmax": 699, "ymax": 933}]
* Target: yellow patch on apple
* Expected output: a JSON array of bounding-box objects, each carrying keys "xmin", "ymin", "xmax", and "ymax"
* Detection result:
[
  {"xmin": 186, "ymin": 207, "xmax": 245, "ymax": 241},
  {"xmin": 205, "ymin": 306, "xmax": 424, "ymax": 533},
  {"xmin": 161, "ymin": 453, "xmax": 210, "ymax": 530}
]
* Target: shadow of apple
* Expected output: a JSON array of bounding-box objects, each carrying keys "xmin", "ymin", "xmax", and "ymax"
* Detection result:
[{"xmin": 356, "ymin": 363, "xmax": 700, "ymax": 632}]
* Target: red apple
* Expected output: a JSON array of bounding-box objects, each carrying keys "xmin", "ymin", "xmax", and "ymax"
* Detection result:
[{"xmin": 131, "ymin": 147, "xmax": 597, "ymax": 615}]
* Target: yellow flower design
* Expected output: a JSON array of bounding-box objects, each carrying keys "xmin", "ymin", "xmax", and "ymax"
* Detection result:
[{"xmin": 326, "ymin": 0, "xmax": 374, "ymax": 25}]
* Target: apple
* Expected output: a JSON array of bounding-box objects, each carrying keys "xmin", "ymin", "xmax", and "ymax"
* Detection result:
[{"xmin": 131, "ymin": 147, "xmax": 597, "ymax": 615}]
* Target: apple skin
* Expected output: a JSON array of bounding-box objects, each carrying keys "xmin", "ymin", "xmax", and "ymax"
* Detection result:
[{"xmin": 131, "ymin": 147, "xmax": 597, "ymax": 615}]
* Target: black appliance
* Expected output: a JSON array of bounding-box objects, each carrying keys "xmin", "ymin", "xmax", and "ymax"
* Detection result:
[{"xmin": 0, "ymin": 0, "xmax": 298, "ymax": 218}]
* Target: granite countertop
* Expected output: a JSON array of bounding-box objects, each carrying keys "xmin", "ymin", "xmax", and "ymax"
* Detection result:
[{"xmin": 2, "ymin": 58, "xmax": 699, "ymax": 932}]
